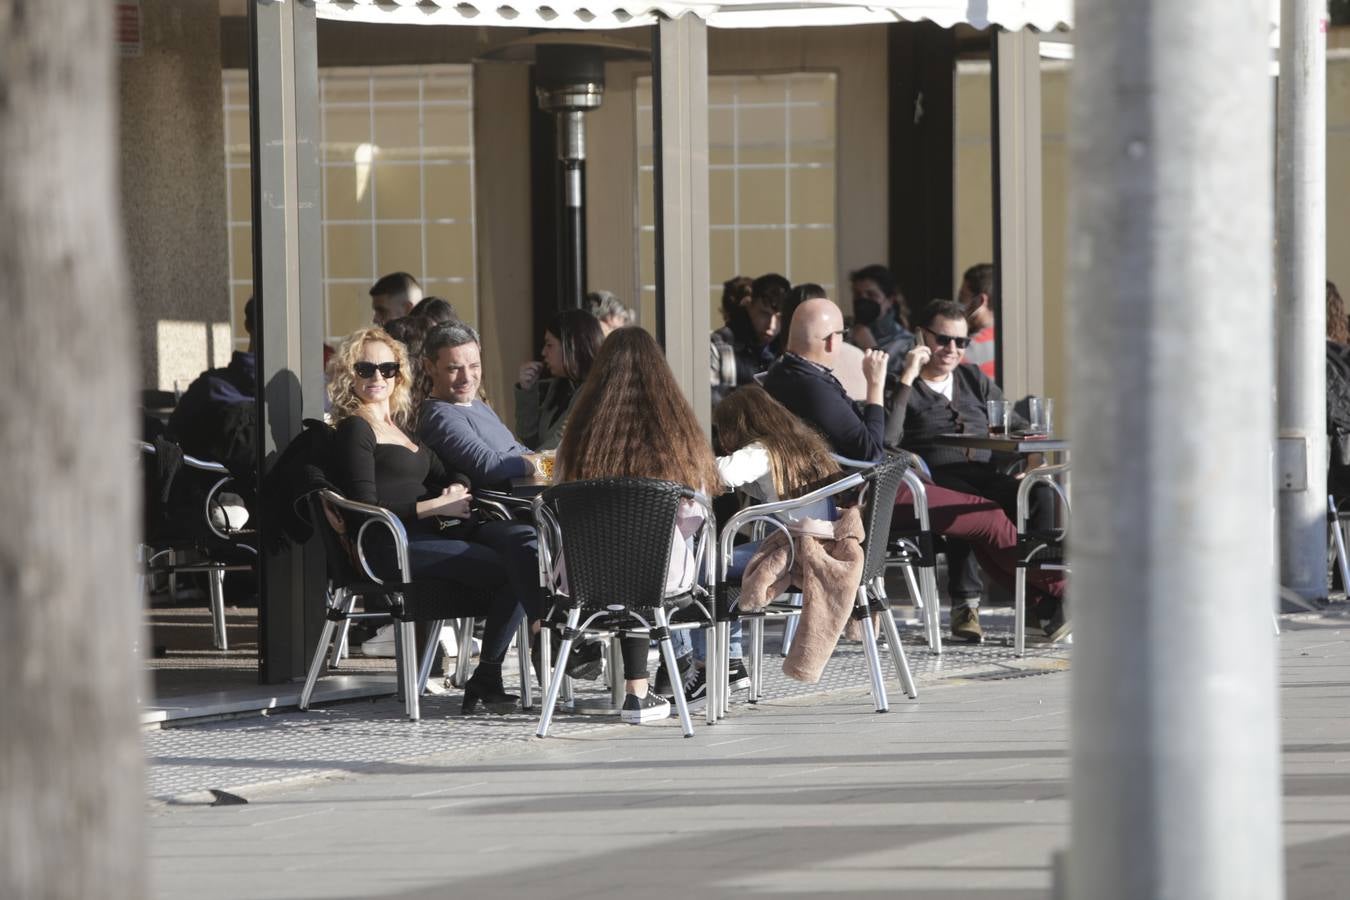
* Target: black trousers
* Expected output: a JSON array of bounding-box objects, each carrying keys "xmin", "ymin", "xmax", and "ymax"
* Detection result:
[{"xmin": 930, "ymin": 462, "xmax": 1055, "ymax": 600}]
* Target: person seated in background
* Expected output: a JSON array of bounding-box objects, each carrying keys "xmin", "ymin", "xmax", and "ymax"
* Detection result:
[
  {"xmin": 554, "ymin": 326, "xmax": 722, "ymax": 724},
  {"xmin": 781, "ymin": 282, "xmax": 868, "ymax": 401},
  {"xmin": 168, "ymin": 297, "xmax": 257, "ymax": 477},
  {"xmin": 418, "ymin": 321, "xmax": 541, "ymax": 490},
  {"xmin": 383, "ymin": 315, "xmax": 431, "ymax": 365},
  {"xmin": 586, "ymin": 290, "xmax": 635, "ymax": 336},
  {"xmin": 848, "ymin": 263, "xmax": 915, "ymax": 361},
  {"xmin": 515, "ymin": 309, "xmax": 604, "ymax": 451},
  {"xmin": 711, "ymin": 273, "xmax": 788, "ymax": 406},
  {"xmin": 410, "ymin": 295, "xmax": 457, "ymax": 325},
  {"xmin": 885, "ymin": 299, "xmax": 1054, "ymax": 643},
  {"xmin": 719, "ymin": 275, "xmax": 754, "ymax": 327},
  {"xmin": 765, "ymin": 298, "xmax": 1069, "ymax": 643},
  {"xmin": 958, "ymin": 262, "xmax": 997, "ymax": 378},
  {"xmin": 369, "ymin": 271, "xmax": 423, "ymax": 326}
]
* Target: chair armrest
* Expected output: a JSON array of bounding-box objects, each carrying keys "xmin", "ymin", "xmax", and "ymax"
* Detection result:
[
  {"xmin": 833, "ymin": 450, "xmax": 931, "ymax": 479},
  {"xmin": 718, "ymin": 470, "xmax": 865, "ymax": 579},
  {"xmin": 474, "ymin": 489, "xmax": 533, "ymax": 523},
  {"xmin": 319, "ymin": 489, "xmax": 412, "ymax": 583},
  {"xmin": 1016, "ymin": 462, "xmax": 1071, "ymax": 533}
]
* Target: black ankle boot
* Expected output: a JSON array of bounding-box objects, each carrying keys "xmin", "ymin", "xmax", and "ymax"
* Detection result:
[{"xmin": 461, "ymin": 668, "xmax": 518, "ymax": 715}]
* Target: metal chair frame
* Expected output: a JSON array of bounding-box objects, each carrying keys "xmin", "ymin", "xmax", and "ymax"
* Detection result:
[
  {"xmin": 1013, "ymin": 463, "xmax": 1072, "ymax": 656},
  {"xmin": 138, "ymin": 442, "xmax": 256, "ymax": 651},
  {"xmin": 707, "ymin": 458, "xmax": 919, "ymax": 722},
  {"xmin": 531, "ymin": 480, "xmax": 716, "ymax": 738}
]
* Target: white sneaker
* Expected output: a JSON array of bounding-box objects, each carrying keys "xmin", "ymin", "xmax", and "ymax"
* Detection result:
[{"xmin": 355, "ymin": 623, "xmax": 397, "ymax": 658}]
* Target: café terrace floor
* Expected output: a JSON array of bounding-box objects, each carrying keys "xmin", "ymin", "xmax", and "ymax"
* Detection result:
[{"xmin": 144, "ymin": 599, "xmax": 1350, "ymax": 900}]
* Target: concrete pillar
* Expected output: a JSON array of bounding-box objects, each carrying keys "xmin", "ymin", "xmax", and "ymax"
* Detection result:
[
  {"xmin": 1276, "ymin": 0, "xmax": 1329, "ymax": 603},
  {"xmin": 653, "ymin": 14, "xmax": 711, "ymax": 436},
  {"xmin": 118, "ymin": 0, "xmax": 230, "ymax": 391},
  {"xmin": 992, "ymin": 29, "xmax": 1044, "ymax": 398},
  {"xmin": 250, "ymin": 0, "xmax": 327, "ymax": 683},
  {"xmin": 1066, "ymin": 0, "xmax": 1284, "ymax": 897}
]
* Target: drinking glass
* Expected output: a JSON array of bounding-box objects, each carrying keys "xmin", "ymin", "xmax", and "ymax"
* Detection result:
[
  {"xmin": 986, "ymin": 400, "xmax": 1013, "ymax": 437},
  {"xmin": 1028, "ymin": 397, "xmax": 1054, "ymax": 436}
]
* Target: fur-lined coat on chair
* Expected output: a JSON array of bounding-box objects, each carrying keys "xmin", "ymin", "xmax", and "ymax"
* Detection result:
[{"xmin": 738, "ymin": 505, "xmax": 865, "ymax": 683}]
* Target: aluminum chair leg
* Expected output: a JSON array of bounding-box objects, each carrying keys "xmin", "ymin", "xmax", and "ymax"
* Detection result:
[
  {"xmin": 780, "ymin": 592, "xmax": 803, "ymax": 656},
  {"xmin": 875, "ymin": 587, "xmax": 918, "ymax": 699},
  {"xmin": 300, "ymin": 617, "xmax": 339, "ymax": 711},
  {"xmin": 720, "ymin": 619, "xmax": 732, "ymax": 717},
  {"xmin": 397, "ymin": 619, "xmax": 421, "ymax": 720},
  {"xmin": 416, "ymin": 619, "xmax": 443, "ymax": 696},
  {"xmin": 517, "ymin": 619, "xmax": 534, "ymax": 710},
  {"xmin": 656, "ymin": 609, "xmax": 695, "ymax": 737},
  {"xmin": 919, "ymin": 566, "xmax": 942, "ymax": 655},
  {"xmin": 449, "ymin": 617, "xmax": 473, "ymax": 688},
  {"xmin": 749, "ymin": 617, "xmax": 764, "ymax": 703},
  {"xmin": 704, "ymin": 622, "xmax": 720, "ymax": 725},
  {"xmin": 1014, "ymin": 564, "xmax": 1028, "ymax": 658},
  {"xmin": 536, "ymin": 609, "xmax": 579, "ymax": 738},
  {"xmin": 329, "ymin": 591, "xmax": 357, "ymax": 668},
  {"xmin": 608, "ymin": 634, "xmax": 624, "ymax": 708},
  {"xmin": 857, "ymin": 586, "xmax": 889, "ymax": 713},
  {"xmin": 1332, "ymin": 498, "xmax": 1350, "ymax": 596},
  {"xmin": 208, "ymin": 568, "xmax": 228, "ymax": 651}
]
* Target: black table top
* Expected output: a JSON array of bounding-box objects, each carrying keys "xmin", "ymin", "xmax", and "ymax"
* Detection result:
[{"xmin": 929, "ymin": 433, "xmax": 1070, "ymax": 454}]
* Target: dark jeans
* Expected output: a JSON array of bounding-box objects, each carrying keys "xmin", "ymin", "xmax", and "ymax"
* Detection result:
[
  {"xmin": 407, "ymin": 519, "xmax": 540, "ymax": 668},
  {"xmin": 893, "ymin": 481, "xmax": 1064, "ymax": 615},
  {"xmin": 929, "ymin": 462, "xmax": 1055, "ymax": 601}
]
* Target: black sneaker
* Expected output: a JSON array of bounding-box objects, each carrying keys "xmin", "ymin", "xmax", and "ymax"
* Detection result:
[
  {"xmin": 727, "ymin": 658, "xmax": 751, "ymax": 692},
  {"xmin": 565, "ymin": 640, "xmax": 604, "ymax": 681},
  {"xmin": 1041, "ymin": 600, "xmax": 1072, "ymax": 642},
  {"xmin": 680, "ymin": 665, "xmax": 708, "ymax": 710},
  {"xmin": 654, "ymin": 652, "xmax": 692, "ymax": 697},
  {"xmin": 620, "ymin": 691, "xmax": 671, "ymax": 724}
]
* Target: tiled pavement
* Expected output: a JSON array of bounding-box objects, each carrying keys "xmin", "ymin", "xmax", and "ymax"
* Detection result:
[{"xmin": 146, "ymin": 609, "xmax": 1350, "ymax": 899}]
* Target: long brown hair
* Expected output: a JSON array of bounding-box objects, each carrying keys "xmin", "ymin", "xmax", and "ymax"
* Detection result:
[
  {"xmin": 1329, "ymin": 281, "xmax": 1349, "ymax": 346},
  {"xmin": 713, "ymin": 385, "xmax": 840, "ymax": 500},
  {"xmin": 555, "ymin": 326, "xmax": 719, "ymax": 492}
]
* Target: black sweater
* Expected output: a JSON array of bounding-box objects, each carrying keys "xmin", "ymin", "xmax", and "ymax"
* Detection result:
[
  {"xmin": 331, "ymin": 415, "xmax": 455, "ymax": 532},
  {"xmin": 884, "ymin": 362, "xmax": 1010, "ymax": 468},
  {"xmin": 762, "ymin": 352, "xmax": 886, "ymax": 463}
]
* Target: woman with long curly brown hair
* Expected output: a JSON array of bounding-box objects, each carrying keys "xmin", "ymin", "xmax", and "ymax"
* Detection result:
[
  {"xmin": 554, "ymin": 326, "xmax": 719, "ymax": 723},
  {"xmin": 326, "ymin": 327, "xmax": 539, "ymax": 715}
]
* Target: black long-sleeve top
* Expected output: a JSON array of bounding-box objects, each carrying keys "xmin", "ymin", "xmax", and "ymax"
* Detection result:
[
  {"xmin": 762, "ymin": 352, "xmax": 886, "ymax": 463},
  {"xmin": 330, "ymin": 415, "xmax": 456, "ymax": 533}
]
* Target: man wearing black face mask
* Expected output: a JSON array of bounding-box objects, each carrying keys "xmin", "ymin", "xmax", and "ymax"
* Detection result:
[{"xmin": 849, "ymin": 264, "xmax": 915, "ymax": 367}]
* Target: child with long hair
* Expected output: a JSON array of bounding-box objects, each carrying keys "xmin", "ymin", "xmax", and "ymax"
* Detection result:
[{"xmin": 554, "ymin": 327, "xmax": 721, "ymax": 723}]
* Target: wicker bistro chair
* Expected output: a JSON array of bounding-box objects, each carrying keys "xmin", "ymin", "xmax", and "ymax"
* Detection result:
[
  {"xmin": 531, "ymin": 478, "xmax": 717, "ymax": 739},
  {"xmin": 706, "ymin": 455, "xmax": 920, "ymax": 722},
  {"xmin": 830, "ymin": 452, "xmax": 945, "ymax": 655},
  {"xmin": 138, "ymin": 441, "xmax": 256, "ymax": 651},
  {"xmin": 298, "ymin": 489, "xmax": 504, "ymax": 721},
  {"xmin": 1013, "ymin": 462, "xmax": 1072, "ymax": 656}
]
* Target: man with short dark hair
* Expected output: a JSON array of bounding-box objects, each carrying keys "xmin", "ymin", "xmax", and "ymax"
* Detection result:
[
  {"xmin": 369, "ymin": 271, "xmax": 423, "ymax": 326},
  {"xmin": 886, "ymin": 299, "xmax": 1057, "ymax": 643},
  {"xmin": 418, "ymin": 322, "xmax": 542, "ymax": 489},
  {"xmin": 711, "ymin": 272, "xmax": 789, "ymax": 406},
  {"xmin": 849, "ymin": 263, "xmax": 915, "ymax": 360},
  {"xmin": 958, "ymin": 262, "xmax": 997, "ymax": 377}
]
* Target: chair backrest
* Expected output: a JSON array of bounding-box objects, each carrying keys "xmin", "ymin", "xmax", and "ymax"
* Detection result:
[
  {"xmin": 856, "ymin": 453, "xmax": 914, "ymax": 580},
  {"xmin": 538, "ymin": 477, "xmax": 695, "ymax": 613}
]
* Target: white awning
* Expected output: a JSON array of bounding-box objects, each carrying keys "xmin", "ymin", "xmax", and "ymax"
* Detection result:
[{"xmin": 313, "ymin": 0, "xmax": 1075, "ymax": 32}]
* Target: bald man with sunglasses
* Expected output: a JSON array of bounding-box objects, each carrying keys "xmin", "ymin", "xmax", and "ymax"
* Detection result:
[{"xmin": 884, "ymin": 299, "xmax": 1053, "ymax": 643}]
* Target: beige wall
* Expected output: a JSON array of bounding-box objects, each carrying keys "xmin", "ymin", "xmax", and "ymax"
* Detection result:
[
  {"xmin": 1330, "ymin": 49, "xmax": 1350, "ymax": 300},
  {"xmin": 121, "ymin": 0, "xmax": 229, "ymax": 391}
]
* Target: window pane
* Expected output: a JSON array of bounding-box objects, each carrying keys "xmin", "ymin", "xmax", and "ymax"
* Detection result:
[{"xmin": 325, "ymin": 224, "xmax": 373, "ymax": 280}]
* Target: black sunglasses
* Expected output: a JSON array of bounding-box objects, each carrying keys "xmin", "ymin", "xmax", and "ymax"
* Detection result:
[
  {"xmin": 354, "ymin": 361, "xmax": 400, "ymax": 380},
  {"xmin": 921, "ymin": 327, "xmax": 971, "ymax": 350}
]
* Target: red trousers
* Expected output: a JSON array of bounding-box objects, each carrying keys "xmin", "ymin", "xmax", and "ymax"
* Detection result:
[{"xmin": 894, "ymin": 481, "xmax": 1065, "ymax": 612}]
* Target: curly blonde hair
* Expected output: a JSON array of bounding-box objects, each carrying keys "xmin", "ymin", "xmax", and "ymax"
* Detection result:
[{"xmin": 327, "ymin": 327, "xmax": 414, "ymax": 426}]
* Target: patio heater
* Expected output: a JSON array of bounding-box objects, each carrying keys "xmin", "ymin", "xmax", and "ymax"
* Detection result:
[{"xmin": 482, "ymin": 35, "xmax": 648, "ymax": 309}]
